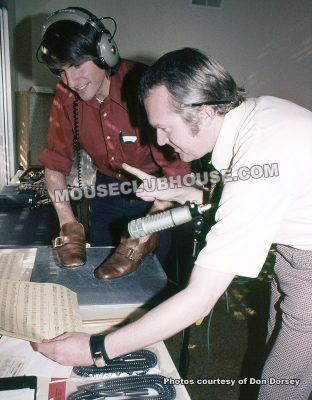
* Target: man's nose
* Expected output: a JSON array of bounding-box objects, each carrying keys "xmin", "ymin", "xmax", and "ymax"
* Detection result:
[{"xmin": 156, "ymin": 129, "xmax": 169, "ymax": 146}]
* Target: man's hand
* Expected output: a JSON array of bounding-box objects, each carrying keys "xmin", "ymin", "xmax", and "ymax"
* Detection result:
[
  {"xmin": 122, "ymin": 163, "xmax": 202, "ymax": 205},
  {"xmin": 33, "ymin": 332, "xmax": 93, "ymax": 366}
]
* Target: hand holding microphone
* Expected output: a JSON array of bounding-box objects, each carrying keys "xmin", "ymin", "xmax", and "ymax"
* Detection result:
[
  {"xmin": 128, "ymin": 202, "xmax": 212, "ymax": 238},
  {"xmin": 122, "ymin": 163, "xmax": 211, "ymax": 237}
]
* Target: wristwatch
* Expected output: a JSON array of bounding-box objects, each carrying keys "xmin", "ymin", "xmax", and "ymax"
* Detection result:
[{"xmin": 89, "ymin": 334, "xmax": 111, "ymax": 367}]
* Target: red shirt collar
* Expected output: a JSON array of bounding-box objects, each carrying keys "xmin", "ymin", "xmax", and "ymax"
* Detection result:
[{"xmin": 59, "ymin": 58, "xmax": 133, "ymax": 110}]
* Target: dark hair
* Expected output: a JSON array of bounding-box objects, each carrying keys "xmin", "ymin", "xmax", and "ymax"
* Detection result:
[
  {"xmin": 37, "ymin": 8, "xmax": 120, "ymax": 76},
  {"xmin": 138, "ymin": 47, "xmax": 246, "ymax": 126}
]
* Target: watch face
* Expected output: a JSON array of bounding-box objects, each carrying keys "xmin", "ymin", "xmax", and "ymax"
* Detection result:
[{"xmin": 93, "ymin": 352, "xmax": 106, "ymax": 368}]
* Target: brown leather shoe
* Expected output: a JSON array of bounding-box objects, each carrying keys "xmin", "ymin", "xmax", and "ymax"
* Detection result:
[
  {"xmin": 53, "ymin": 222, "xmax": 86, "ymax": 268},
  {"xmin": 94, "ymin": 233, "xmax": 159, "ymax": 280}
]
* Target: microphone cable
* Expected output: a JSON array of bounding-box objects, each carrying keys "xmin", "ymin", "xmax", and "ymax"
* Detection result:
[
  {"xmin": 73, "ymin": 349, "xmax": 157, "ymax": 377},
  {"xmin": 67, "ymin": 374, "xmax": 176, "ymax": 400}
]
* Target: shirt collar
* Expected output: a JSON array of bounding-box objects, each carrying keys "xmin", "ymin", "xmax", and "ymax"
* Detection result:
[
  {"xmin": 84, "ymin": 71, "xmax": 122, "ymax": 109},
  {"xmin": 212, "ymin": 98, "xmax": 256, "ymax": 171},
  {"xmin": 60, "ymin": 59, "xmax": 127, "ymax": 110}
]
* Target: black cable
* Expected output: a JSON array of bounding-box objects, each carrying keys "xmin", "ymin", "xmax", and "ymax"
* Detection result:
[
  {"xmin": 67, "ymin": 374, "xmax": 176, "ymax": 400},
  {"xmin": 178, "ymin": 216, "xmax": 205, "ymax": 378},
  {"xmin": 198, "ymin": 307, "xmax": 215, "ymax": 379},
  {"xmin": 73, "ymin": 349, "xmax": 157, "ymax": 377},
  {"xmin": 73, "ymin": 95, "xmax": 83, "ymax": 189}
]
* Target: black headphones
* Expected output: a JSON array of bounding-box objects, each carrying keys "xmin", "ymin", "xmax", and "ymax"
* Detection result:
[{"xmin": 42, "ymin": 7, "xmax": 120, "ymax": 69}]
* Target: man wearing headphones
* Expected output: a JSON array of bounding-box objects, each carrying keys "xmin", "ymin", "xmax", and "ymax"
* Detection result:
[
  {"xmin": 36, "ymin": 48, "xmax": 312, "ymax": 400},
  {"xmin": 37, "ymin": 7, "xmax": 190, "ymax": 277}
]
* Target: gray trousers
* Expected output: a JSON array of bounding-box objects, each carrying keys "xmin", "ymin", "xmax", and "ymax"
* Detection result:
[{"xmin": 258, "ymin": 245, "xmax": 312, "ymax": 400}]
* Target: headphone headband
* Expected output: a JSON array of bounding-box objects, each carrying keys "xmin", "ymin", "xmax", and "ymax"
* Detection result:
[{"xmin": 42, "ymin": 7, "xmax": 120, "ymax": 69}]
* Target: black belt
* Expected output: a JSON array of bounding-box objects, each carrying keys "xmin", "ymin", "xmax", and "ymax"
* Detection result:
[{"xmin": 67, "ymin": 374, "xmax": 176, "ymax": 399}]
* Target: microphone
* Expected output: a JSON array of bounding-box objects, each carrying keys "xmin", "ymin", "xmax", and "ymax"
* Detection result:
[{"xmin": 128, "ymin": 202, "xmax": 212, "ymax": 238}]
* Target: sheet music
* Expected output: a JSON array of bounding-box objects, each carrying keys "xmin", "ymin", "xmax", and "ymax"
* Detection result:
[
  {"xmin": 0, "ymin": 279, "xmax": 82, "ymax": 342},
  {"xmin": 0, "ymin": 248, "xmax": 37, "ymax": 281},
  {"xmin": 0, "ymin": 253, "xmax": 24, "ymax": 280}
]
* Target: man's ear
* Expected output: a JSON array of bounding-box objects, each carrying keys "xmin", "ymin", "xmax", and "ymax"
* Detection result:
[{"xmin": 198, "ymin": 105, "xmax": 215, "ymax": 122}]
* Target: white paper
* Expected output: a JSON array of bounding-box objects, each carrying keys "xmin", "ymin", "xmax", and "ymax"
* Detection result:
[
  {"xmin": 0, "ymin": 253, "xmax": 24, "ymax": 280},
  {"xmin": 0, "ymin": 389, "xmax": 35, "ymax": 400},
  {"xmin": 0, "ymin": 336, "xmax": 72, "ymax": 378},
  {"xmin": 0, "ymin": 248, "xmax": 37, "ymax": 281}
]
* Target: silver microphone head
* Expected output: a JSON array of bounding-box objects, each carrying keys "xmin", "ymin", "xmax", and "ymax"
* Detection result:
[{"xmin": 128, "ymin": 205, "xmax": 193, "ymax": 238}]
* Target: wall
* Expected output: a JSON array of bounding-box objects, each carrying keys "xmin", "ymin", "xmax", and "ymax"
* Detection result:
[
  {"xmin": 13, "ymin": 0, "xmax": 312, "ymax": 109},
  {"xmin": 3, "ymin": 0, "xmax": 17, "ymax": 96}
]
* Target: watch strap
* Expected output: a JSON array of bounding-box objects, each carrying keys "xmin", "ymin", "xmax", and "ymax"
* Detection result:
[{"xmin": 89, "ymin": 334, "xmax": 110, "ymax": 367}]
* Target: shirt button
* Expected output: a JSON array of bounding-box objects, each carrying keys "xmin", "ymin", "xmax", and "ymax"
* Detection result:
[
  {"xmin": 111, "ymin": 156, "xmax": 115, "ymax": 160},
  {"xmin": 103, "ymin": 112, "xmax": 107, "ymax": 117},
  {"xmin": 107, "ymin": 136, "xmax": 110, "ymax": 140},
  {"xmin": 118, "ymin": 174, "xmax": 121, "ymax": 178}
]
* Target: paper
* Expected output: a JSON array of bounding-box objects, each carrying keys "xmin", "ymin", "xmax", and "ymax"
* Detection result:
[
  {"xmin": 0, "ymin": 253, "xmax": 24, "ymax": 280},
  {"xmin": 0, "ymin": 248, "xmax": 37, "ymax": 281},
  {"xmin": 0, "ymin": 279, "xmax": 82, "ymax": 342},
  {"xmin": 0, "ymin": 336, "xmax": 72, "ymax": 378},
  {"xmin": 0, "ymin": 388, "xmax": 35, "ymax": 400}
]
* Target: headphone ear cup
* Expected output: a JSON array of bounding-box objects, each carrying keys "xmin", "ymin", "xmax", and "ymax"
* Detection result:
[{"xmin": 97, "ymin": 31, "xmax": 119, "ymax": 68}]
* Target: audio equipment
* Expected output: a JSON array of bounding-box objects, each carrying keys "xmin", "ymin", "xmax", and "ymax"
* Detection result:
[
  {"xmin": 128, "ymin": 202, "xmax": 212, "ymax": 238},
  {"xmin": 42, "ymin": 7, "xmax": 120, "ymax": 69}
]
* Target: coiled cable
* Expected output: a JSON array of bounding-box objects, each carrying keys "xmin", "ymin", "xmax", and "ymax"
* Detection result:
[
  {"xmin": 73, "ymin": 350, "xmax": 157, "ymax": 377},
  {"xmin": 67, "ymin": 374, "xmax": 176, "ymax": 400},
  {"xmin": 73, "ymin": 95, "xmax": 82, "ymax": 189}
]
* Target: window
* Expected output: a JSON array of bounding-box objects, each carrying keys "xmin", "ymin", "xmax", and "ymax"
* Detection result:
[{"xmin": 0, "ymin": 4, "xmax": 14, "ymax": 189}]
